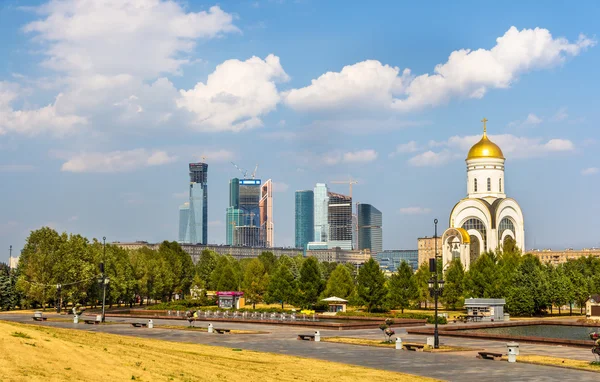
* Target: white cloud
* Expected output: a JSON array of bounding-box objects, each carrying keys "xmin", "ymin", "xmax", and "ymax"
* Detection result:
[
  {"xmin": 272, "ymin": 181, "xmax": 289, "ymax": 193},
  {"xmin": 508, "ymin": 113, "xmax": 543, "ymax": 128},
  {"xmin": 284, "ymin": 60, "xmax": 409, "ymax": 111},
  {"xmin": 0, "ymin": 82, "xmax": 86, "ymax": 136},
  {"xmin": 399, "ymin": 207, "xmax": 431, "ymax": 215},
  {"xmin": 59, "ymin": 149, "xmax": 177, "ymax": 173},
  {"xmin": 0, "ymin": 164, "xmax": 36, "ymax": 172},
  {"xmin": 24, "ymin": 2, "xmax": 239, "ymax": 78},
  {"xmin": 409, "ymin": 150, "xmax": 457, "ymax": 167},
  {"xmin": 390, "ymin": 141, "xmax": 419, "ymax": 157},
  {"xmin": 323, "ymin": 149, "xmax": 378, "ymax": 165},
  {"xmin": 581, "ymin": 167, "xmax": 599, "ymax": 176},
  {"xmin": 413, "ymin": 134, "xmax": 575, "ymax": 166},
  {"xmin": 551, "ymin": 107, "xmax": 569, "ymax": 122},
  {"xmin": 177, "ymin": 54, "xmax": 289, "ymax": 132},
  {"xmin": 284, "ymin": 27, "xmax": 594, "ymax": 113},
  {"xmin": 192, "ymin": 149, "xmax": 235, "ymax": 163}
]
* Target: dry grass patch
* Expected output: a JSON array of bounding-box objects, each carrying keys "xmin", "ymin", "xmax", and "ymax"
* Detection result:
[
  {"xmin": 506, "ymin": 355, "xmax": 600, "ymax": 373},
  {"xmin": 0, "ymin": 321, "xmax": 437, "ymax": 382},
  {"xmin": 322, "ymin": 337, "xmax": 474, "ymax": 352},
  {"xmin": 156, "ymin": 325, "xmax": 268, "ymax": 334}
]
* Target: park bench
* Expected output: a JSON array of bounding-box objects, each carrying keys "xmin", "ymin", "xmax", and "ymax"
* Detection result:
[
  {"xmin": 32, "ymin": 316, "xmax": 47, "ymax": 321},
  {"xmin": 83, "ymin": 319, "xmax": 100, "ymax": 325},
  {"xmin": 477, "ymin": 351, "xmax": 503, "ymax": 361},
  {"xmin": 130, "ymin": 322, "xmax": 148, "ymax": 328},
  {"xmin": 214, "ymin": 328, "xmax": 231, "ymax": 334},
  {"xmin": 297, "ymin": 334, "xmax": 315, "ymax": 341},
  {"xmin": 403, "ymin": 344, "xmax": 425, "ymax": 351}
]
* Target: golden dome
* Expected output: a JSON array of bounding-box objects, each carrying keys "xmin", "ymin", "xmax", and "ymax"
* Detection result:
[{"xmin": 466, "ymin": 118, "xmax": 504, "ymax": 160}]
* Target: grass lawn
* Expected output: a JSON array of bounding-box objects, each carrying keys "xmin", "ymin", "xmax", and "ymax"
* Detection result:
[
  {"xmin": 507, "ymin": 355, "xmax": 600, "ymax": 373},
  {"xmin": 322, "ymin": 337, "xmax": 475, "ymax": 352},
  {"xmin": 0, "ymin": 321, "xmax": 437, "ymax": 382}
]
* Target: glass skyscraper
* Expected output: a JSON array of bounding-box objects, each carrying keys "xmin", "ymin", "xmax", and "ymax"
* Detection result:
[
  {"xmin": 358, "ymin": 203, "xmax": 382, "ymax": 254},
  {"xmin": 328, "ymin": 191, "xmax": 353, "ymax": 250},
  {"xmin": 295, "ymin": 190, "xmax": 314, "ymax": 249},
  {"xmin": 313, "ymin": 183, "xmax": 329, "ymax": 242},
  {"xmin": 188, "ymin": 163, "xmax": 208, "ymax": 244},
  {"xmin": 226, "ymin": 178, "xmax": 264, "ymax": 247},
  {"xmin": 178, "ymin": 202, "xmax": 190, "ymax": 243}
]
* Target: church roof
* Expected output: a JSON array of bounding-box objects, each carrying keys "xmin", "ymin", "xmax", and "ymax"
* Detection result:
[{"xmin": 467, "ymin": 118, "xmax": 505, "ymax": 160}]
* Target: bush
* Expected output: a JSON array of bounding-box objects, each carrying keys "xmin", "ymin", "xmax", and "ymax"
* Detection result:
[
  {"xmin": 146, "ymin": 297, "xmax": 217, "ymax": 311},
  {"xmin": 426, "ymin": 315, "xmax": 448, "ymax": 325},
  {"xmin": 336, "ymin": 311, "xmax": 430, "ymax": 320}
]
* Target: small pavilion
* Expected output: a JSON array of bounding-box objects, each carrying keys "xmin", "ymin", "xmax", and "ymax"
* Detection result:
[{"xmin": 321, "ymin": 296, "xmax": 348, "ymax": 313}]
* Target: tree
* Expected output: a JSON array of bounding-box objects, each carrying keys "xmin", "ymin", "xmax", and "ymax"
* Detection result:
[
  {"xmin": 388, "ymin": 261, "xmax": 417, "ymax": 313},
  {"xmin": 441, "ymin": 259, "xmax": 465, "ymax": 310},
  {"xmin": 297, "ymin": 257, "xmax": 323, "ymax": 308},
  {"xmin": 464, "ymin": 253, "xmax": 500, "ymax": 298},
  {"xmin": 319, "ymin": 262, "xmax": 338, "ymax": 282},
  {"xmin": 242, "ymin": 259, "xmax": 269, "ymax": 309},
  {"xmin": 548, "ymin": 265, "xmax": 572, "ymax": 315},
  {"xmin": 267, "ymin": 262, "xmax": 296, "ymax": 308},
  {"xmin": 258, "ymin": 252, "xmax": 277, "ymax": 275},
  {"xmin": 357, "ymin": 258, "xmax": 387, "ymax": 312},
  {"xmin": 195, "ymin": 250, "xmax": 218, "ymax": 289},
  {"xmin": 506, "ymin": 255, "xmax": 549, "ymax": 316},
  {"xmin": 323, "ymin": 264, "xmax": 355, "ymax": 299},
  {"xmin": 215, "ymin": 263, "xmax": 238, "ymax": 292},
  {"xmin": 414, "ymin": 262, "xmax": 431, "ymax": 309}
]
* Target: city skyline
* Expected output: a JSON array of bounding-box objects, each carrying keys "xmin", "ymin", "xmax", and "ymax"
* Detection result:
[{"xmin": 2, "ymin": 1, "xmax": 600, "ymax": 260}]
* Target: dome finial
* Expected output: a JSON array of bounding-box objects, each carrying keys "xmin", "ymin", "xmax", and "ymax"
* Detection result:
[{"xmin": 481, "ymin": 117, "xmax": 488, "ymax": 135}]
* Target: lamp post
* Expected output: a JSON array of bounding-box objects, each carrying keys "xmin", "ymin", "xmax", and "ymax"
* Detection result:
[
  {"xmin": 427, "ymin": 219, "xmax": 444, "ymax": 349},
  {"xmin": 101, "ymin": 236, "xmax": 107, "ymax": 323}
]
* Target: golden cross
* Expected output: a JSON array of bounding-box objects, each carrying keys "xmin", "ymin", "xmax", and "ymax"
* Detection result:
[{"xmin": 481, "ymin": 118, "xmax": 488, "ymax": 134}]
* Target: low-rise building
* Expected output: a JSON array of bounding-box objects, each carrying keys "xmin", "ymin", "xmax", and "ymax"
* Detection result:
[
  {"xmin": 529, "ymin": 248, "xmax": 600, "ymax": 265},
  {"xmin": 586, "ymin": 294, "xmax": 600, "ymax": 320},
  {"xmin": 113, "ymin": 242, "xmax": 302, "ymax": 264},
  {"xmin": 417, "ymin": 236, "xmax": 443, "ymax": 267},
  {"xmin": 306, "ymin": 247, "xmax": 371, "ymax": 265},
  {"xmin": 375, "ymin": 250, "xmax": 419, "ymax": 273}
]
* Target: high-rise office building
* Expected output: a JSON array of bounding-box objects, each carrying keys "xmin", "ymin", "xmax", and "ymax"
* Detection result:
[
  {"xmin": 358, "ymin": 203, "xmax": 383, "ymax": 254},
  {"xmin": 229, "ymin": 177, "xmax": 240, "ymax": 209},
  {"xmin": 260, "ymin": 179, "xmax": 274, "ymax": 247},
  {"xmin": 188, "ymin": 163, "xmax": 208, "ymax": 244},
  {"xmin": 178, "ymin": 202, "xmax": 190, "ymax": 243},
  {"xmin": 295, "ymin": 190, "xmax": 314, "ymax": 249},
  {"xmin": 328, "ymin": 191, "xmax": 353, "ymax": 249},
  {"xmin": 226, "ymin": 206, "xmax": 242, "ymax": 245},
  {"xmin": 313, "ymin": 183, "xmax": 329, "ymax": 242},
  {"xmin": 226, "ymin": 178, "xmax": 264, "ymax": 247}
]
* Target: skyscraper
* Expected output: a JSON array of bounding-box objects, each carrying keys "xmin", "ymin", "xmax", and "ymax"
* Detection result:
[
  {"xmin": 226, "ymin": 206, "xmax": 242, "ymax": 245},
  {"xmin": 313, "ymin": 183, "xmax": 329, "ymax": 242},
  {"xmin": 260, "ymin": 179, "xmax": 274, "ymax": 247},
  {"xmin": 178, "ymin": 202, "xmax": 190, "ymax": 243},
  {"xmin": 358, "ymin": 203, "xmax": 383, "ymax": 254},
  {"xmin": 226, "ymin": 178, "xmax": 264, "ymax": 247},
  {"xmin": 328, "ymin": 191, "xmax": 353, "ymax": 250},
  {"xmin": 188, "ymin": 163, "xmax": 208, "ymax": 244},
  {"xmin": 295, "ymin": 190, "xmax": 314, "ymax": 249}
]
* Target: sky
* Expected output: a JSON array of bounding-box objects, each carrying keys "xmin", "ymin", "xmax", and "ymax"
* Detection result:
[{"xmin": 1, "ymin": 0, "xmax": 600, "ymax": 262}]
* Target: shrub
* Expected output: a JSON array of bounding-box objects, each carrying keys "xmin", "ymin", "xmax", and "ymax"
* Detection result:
[
  {"xmin": 426, "ymin": 315, "xmax": 448, "ymax": 325},
  {"xmin": 336, "ymin": 311, "xmax": 430, "ymax": 320}
]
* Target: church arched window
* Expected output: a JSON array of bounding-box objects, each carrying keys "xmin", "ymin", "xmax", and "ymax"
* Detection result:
[
  {"xmin": 487, "ymin": 178, "xmax": 491, "ymax": 191},
  {"xmin": 498, "ymin": 218, "xmax": 515, "ymax": 245},
  {"xmin": 462, "ymin": 218, "xmax": 487, "ymax": 251},
  {"xmin": 474, "ymin": 179, "xmax": 478, "ymax": 192},
  {"xmin": 499, "ymin": 178, "xmax": 502, "ymax": 193}
]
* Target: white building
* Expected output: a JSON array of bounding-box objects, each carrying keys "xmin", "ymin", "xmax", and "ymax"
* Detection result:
[{"xmin": 442, "ymin": 119, "xmax": 525, "ymax": 270}]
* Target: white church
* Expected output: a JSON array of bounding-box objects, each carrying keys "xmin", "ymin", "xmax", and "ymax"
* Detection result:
[{"xmin": 441, "ymin": 119, "xmax": 525, "ymax": 269}]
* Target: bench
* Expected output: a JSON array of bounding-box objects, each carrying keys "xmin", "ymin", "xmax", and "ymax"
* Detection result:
[
  {"xmin": 403, "ymin": 344, "xmax": 425, "ymax": 351},
  {"xmin": 130, "ymin": 322, "xmax": 148, "ymax": 328},
  {"xmin": 214, "ymin": 328, "xmax": 231, "ymax": 334},
  {"xmin": 83, "ymin": 319, "xmax": 100, "ymax": 325},
  {"xmin": 477, "ymin": 351, "xmax": 503, "ymax": 361},
  {"xmin": 297, "ymin": 334, "xmax": 315, "ymax": 341},
  {"xmin": 32, "ymin": 316, "xmax": 48, "ymax": 321}
]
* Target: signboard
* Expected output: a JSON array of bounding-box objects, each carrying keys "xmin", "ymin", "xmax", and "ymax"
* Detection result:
[{"xmin": 239, "ymin": 179, "xmax": 261, "ymax": 185}]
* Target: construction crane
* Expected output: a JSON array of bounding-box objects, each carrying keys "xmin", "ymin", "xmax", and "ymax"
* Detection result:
[
  {"xmin": 230, "ymin": 162, "xmax": 248, "ymax": 178},
  {"xmin": 331, "ymin": 177, "xmax": 358, "ymax": 198},
  {"xmin": 251, "ymin": 164, "xmax": 259, "ymax": 179}
]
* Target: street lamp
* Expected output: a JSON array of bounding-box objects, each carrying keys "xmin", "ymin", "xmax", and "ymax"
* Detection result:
[
  {"xmin": 427, "ymin": 218, "xmax": 444, "ymax": 349},
  {"xmin": 101, "ymin": 236, "xmax": 107, "ymax": 323}
]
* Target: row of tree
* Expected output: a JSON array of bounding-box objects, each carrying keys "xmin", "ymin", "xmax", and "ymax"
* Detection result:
[{"xmin": 2, "ymin": 228, "xmax": 600, "ymax": 316}]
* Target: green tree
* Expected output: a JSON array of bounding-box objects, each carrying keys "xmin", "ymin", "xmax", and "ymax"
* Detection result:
[
  {"xmin": 267, "ymin": 262, "xmax": 296, "ymax": 308},
  {"xmin": 297, "ymin": 257, "xmax": 323, "ymax": 308},
  {"xmin": 506, "ymin": 255, "xmax": 549, "ymax": 316},
  {"xmin": 357, "ymin": 258, "xmax": 387, "ymax": 312},
  {"xmin": 158, "ymin": 241, "xmax": 194, "ymax": 299},
  {"xmin": 323, "ymin": 264, "xmax": 355, "ymax": 299},
  {"xmin": 258, "ymin": 252, "xmax": 277, "ymax": 274},
  {"xmin": 215, "ymin": 263, "xmax": 238, "ymax": 292},
  {"xmin": 548, "ymin": 265, "xmax": 572, "ymax": 315},
  {"xmin": 387, "ymin": 261, "xmax": 417, "ymax": 313},
  {"xmin": 242, "ymin": 259, "xmax": 269, "ymax": 309},
  {"xmin": 195, "ymin": 250, "xmax": 218, "ymax": 289},
  {"xmin": 441, "ymin": 259, "xmax": 465, "ymax": 310},
  {"xmin": 464, "ymin": 253, "xmax": 500, "ymax": 298},
  {"xmin": 414, "ymin": 262, "xmax": 431, "ymax": 309}
]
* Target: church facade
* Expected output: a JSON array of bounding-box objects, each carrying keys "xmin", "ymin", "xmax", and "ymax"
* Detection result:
[{"xmin": 441, "ymin": 119, "xmax": 525, "ymax": 270}]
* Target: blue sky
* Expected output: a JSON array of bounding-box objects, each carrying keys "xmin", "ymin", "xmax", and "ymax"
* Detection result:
[{"xmin": 1, "ymin": 0, "xmax": 600, "ymax": 261}]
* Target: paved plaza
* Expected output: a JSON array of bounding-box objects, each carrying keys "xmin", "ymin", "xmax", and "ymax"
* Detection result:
[{"xmin": 1, "ymin": 313, "xmax": 598, "ymax": 381}]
